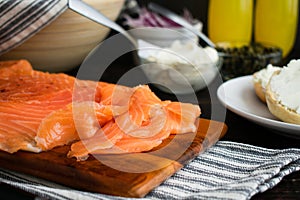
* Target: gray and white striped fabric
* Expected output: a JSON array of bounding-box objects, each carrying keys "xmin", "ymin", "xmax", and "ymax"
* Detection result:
[
  {"xmin": 0, "ymin": 0, "xmax": 68, "ymax": 55},
  {"xmin": 1, "ymin": 141, "xmax": 300, "ymax": 200}
]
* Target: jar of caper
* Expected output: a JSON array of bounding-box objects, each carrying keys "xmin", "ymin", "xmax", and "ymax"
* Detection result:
[{"xmin": 217, "ymin": 43, "xmax": 282, "ymax": 80}]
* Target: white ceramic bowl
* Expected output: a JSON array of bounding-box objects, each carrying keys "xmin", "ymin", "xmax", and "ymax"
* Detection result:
[
  {"xmin": 129, "ymin": 24, "xmax": 202, "ymax": 47},
  {"xmin": 140, "ymin": 60, "xmax": 221, "ymax": 94},
  {"xmin": 0, "ymin": 0, "xmax": 125, "ymax": 72},
  {"xmin": 137, "ymin": 38, "xmax": 221, "ymax": 94}
]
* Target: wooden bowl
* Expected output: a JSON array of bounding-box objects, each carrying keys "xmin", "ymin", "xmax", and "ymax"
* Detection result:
[{"xmin": 0, "ymin": 0, "xmax": 125, "ymax": 72}]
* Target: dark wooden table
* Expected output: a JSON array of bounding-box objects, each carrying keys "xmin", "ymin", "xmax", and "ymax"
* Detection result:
[{"xmin": 1, "ymin": 48, "xmax": 300, "ymax": 200}]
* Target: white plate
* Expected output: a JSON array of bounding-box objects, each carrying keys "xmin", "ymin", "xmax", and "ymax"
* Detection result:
[{"xmin": 217, "ymin": 75, "xmax": 300, "ymax": 138}]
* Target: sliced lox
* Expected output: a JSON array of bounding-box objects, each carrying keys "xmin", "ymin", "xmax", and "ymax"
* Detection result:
[
  {"xmin": 68, "ymin": 85, "xmax": 201, "ymax": 160},
  {"xmin": 0, "ymin": 60, "xmax": 102, "ymax": 153}
]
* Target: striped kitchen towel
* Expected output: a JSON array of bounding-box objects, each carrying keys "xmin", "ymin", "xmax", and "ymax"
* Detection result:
[
  {"xmin": 1, "ymin": 141, "xmax": 300, "ymax": 200},
  {"xmin": 0, "ymin": 0, "xmax": 68, "ymax": 55}
]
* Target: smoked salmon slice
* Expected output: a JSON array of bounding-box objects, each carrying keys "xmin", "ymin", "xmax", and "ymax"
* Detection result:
[
  {"xmin": 164, "ymin": 102, "xmax": 201, "ymax": 134},
  {"xmin": 0, "ymin": 60, "xmax": 201, "ymax": 158},
  {"xmin": 35, "ymin": 101, "xmax": 125, "ymax": 151},
  {"xmin": 67, "ymin": 120, "xmax": 125, "ymax": 161},
  {"xmin": 0, "ymin": 60, "xmax": 102, "ymax": 153},
  {"xmin": 0, "ymin": 60, "xmax": 75, "ymax": 152},
  {"xmin": 68, "ymin": 85, "xmax": 201, "ymax": 160},
  {"xmin": 0, "ymin": 59, "xmax": 32, "ymax": 78},
  {"xmin": 99, "ymin": 82, "xmax": 134, "ymax": 106},
  {"xmin": 0, "ymin": 89, "xmax": 73, "ymax": 153}
]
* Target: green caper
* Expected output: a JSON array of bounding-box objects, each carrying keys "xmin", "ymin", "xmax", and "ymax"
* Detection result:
[{"xmin": 217, "ymin": 43, "xmax": 282, "ymax": 80}]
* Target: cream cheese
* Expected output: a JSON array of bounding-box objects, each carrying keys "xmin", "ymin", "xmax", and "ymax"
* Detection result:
[
  {"xmin": 138, "ymin": 40, "xmax": 221, "ymax": 94},
  {"xmin": 253, "ymin": 64, "xmax": 281, "ymax": 89},
  {"xmin": 147, "ymin": 40, "xmax": 219, "ymax": 69},
  {"xmin": 141, "ymin": 40, "xmax": 220, "ymax": 94},
  {"xmin": 269, "ymin": 59, "xmax": 300, "ymax": 114}
]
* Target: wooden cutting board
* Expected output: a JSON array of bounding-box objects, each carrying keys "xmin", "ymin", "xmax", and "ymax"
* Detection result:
[{"xmin": 0, "ymin": 118, "xmax": 227, "ymax": 198}]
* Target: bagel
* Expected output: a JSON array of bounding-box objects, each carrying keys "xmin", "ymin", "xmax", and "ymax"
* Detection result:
[
  {"xmin": 265, "ymin": 60, "xmax": 300, "ymax": 125},
  {"xmin": 252, "ymin": 64, "xmax": 281, "ymax": 103}
]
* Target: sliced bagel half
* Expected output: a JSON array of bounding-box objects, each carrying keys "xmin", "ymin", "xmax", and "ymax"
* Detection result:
[
  {"xmin": 265, "ymin": 61, "xmax": 300, "ymax": 125},
  {"xmin": 252, "ymin": 65, "xmax": 281, "ymax": 103},
  {"xmin": 253, "ymin": 72, "xmax": 267, "ymax": 103}
]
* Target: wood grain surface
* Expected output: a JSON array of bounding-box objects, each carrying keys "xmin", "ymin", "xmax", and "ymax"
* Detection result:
[{"xmin": 0, "ymin": 118, "xmax": 227, "ymax": 198}]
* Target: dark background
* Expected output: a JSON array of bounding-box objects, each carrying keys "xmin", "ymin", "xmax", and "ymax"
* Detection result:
[{"xmin": 134, "ymin": 0, "xmax": 300, "ymax": 64}]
